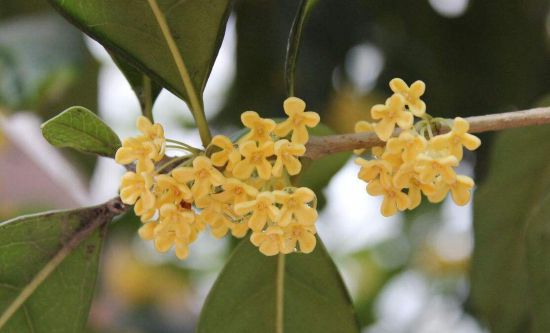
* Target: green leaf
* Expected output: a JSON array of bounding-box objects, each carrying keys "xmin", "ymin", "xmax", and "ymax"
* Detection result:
[
  {"xmin": 41, "ymin": 106, "xmax": 121, "ymax": 157},
  {"xmin": 47, "ymin": 0, "xmax": 231, "ymax": 104},
  {"xmin": 285, "ymin": 0, "xmax": 319, "ymax": 96},
  {"xmin": 526, "ymin": 187, "xmax": 550, "ymax": 332},
  {"xmin": 470, "ymin": 125, "xmax": 550, "ymax": 333},
  {"xmin": 197, "ymin": 237, "xmax": 360, "ymax": 333},
  {"xmin": 0, "ymin": 200, "xmax": 122, "ymax": 332},
  {"xmin": 110, "ymin": 54, "xmax": 162, "ymax": 118}
]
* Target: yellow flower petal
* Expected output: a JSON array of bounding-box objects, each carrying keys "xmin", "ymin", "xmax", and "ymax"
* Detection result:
[
  {"xmin": 380, "ymin": 197, "xmax": 398, "ymax": 217},
  {"xmin": 283, "ymin": 97, "xmax": 306, "ymax": 117},
  {"xmin": 138, "ymin": 222, "xmax": 158, "ymax": 240},
  {"xmin": 298, "ymin": 232, "xmax": 316, "ymax": 253},
  {"xmin": 257, "ymin": 160, "xmax": 272, "ymax": 180},
  {"xmin": 248, "ymin": 211, "xmax": 267, "ymax": 231},
  {"xmin": 232, "ymin": 160, "xmax": 255, "ymax": 180}
]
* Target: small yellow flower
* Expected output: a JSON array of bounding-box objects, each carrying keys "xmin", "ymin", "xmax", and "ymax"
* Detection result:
[
  {"xmin": 240, "ymin": 111, "xmax": 276, "ymax": 143},
  {"xmin": 250, "ymin": 226, "xmax": 285, "ymax": 256},
  {"xmin": 247, "ymin": 177, "xmax": 268, "ymax": 190},
  {"xmin": 272, "ymin": 139, "xmax": 305, "ymax": 177},
  {"xmin": 216, "ymin": 178, "xmax": 259, "ymax": 205},
  {"xmin": 272, "ymin": 177, "xmax": 290, "ymax": 191},
  {"xmin": 367, "ymin": 179, "xmax": 410, "ymax": 216},
  {"xmin": 282, "ymin": 223, "xmax": 317, "ymax": 254},
  {"xmin": 196, "ymin": 194, "xmax": 233, "ymax": 239},
  {"xmin": 188, "ymin": 215, "xmax": 206, "ymax": 244},
  {"xmin": 274, "ymin": 97, "xmax": 320, "ymax": 144},
  {"xmin": 406, "ymin": 178, "xmax": 435, "ymax": 210},
  {"xmin": 355, "ymin": 157, "xmax": 393, "ymax": 186},
  {"xmin": 120, "ymin": 171, "xmax": 155, "ymax": 216},
  {"xmin": 138, "ymin": 221, "xmax": 158, "ymax": 240},
  {"xmin": 234, "ymin": 191, "xmax": 280, "ymax": 231},
  {"xmin": 371, "ymin": 94, "xmax": 413, "ymax": 141},
  {"xmin": 426, "ymin": 181, "xmax": 449, "ymax": 203},
  {"xmin": 115, "ymin": 137, "xmax": 158, "ymax": 173},
  {"xmin": 210, "ymin": 135, "xmax": 241, "ymax": 170},
  {"xmin": 353, "ymin": 78, "xmax": 480, "ymax": 218},
  {"xmin": 154, "ymin": 174, "xmax": 192, "ymax": 206},
  {"xmin": 229, "ymin": 220, "xmax": 250, "ymax": 238},
  {"xmin": 171, "ymin": 156, "xmax": 225, "ymax": 199},
  {"xmin": 233, "ymin": 141, "xmax": 274, "ymax": 180},
  {"xmin": 274, "ymin": 188, "xmax": 317, "ymax": 227},
  {"xmin": 115, "ymin": 116, "xmax": 166, "ymax": 173},
  {"xmin": 386, "ymin": 131, "xmax": 427, "ymax": 162},
  {"xmin": 154, "ymin": 203, "xmax": 196, "ymax": 259},
  {"xmin": 138, "ymin": 206, "xmax": 157, "ymax": 223},
  {"xmin": 136, "ymin": 116, "xmax": 165, "ymax": 152},
  {"xmin": 198, "ymin": 194, "xmax": 249, "ymax": 238},
  {"xmin": 415, "ymin": 154, "xmax": 458, "ymax": 184},
  {"xmin": 380, "ymin": 149, "xmax": 404, "ymax": 169},
  {"xmin": 430, "ymin": 117, "xmax": 481, "ymax": 160},
  {"xmin": 449, "ymin": 175, "xmax": 474, "ymax": 206},
  {"xmin": 389, "ymin": 78, "xmax": 426, "ymax": 116},
  {"xmin": 393, "ymin": 163, "xmax": 436, "ymax": 209},
  {"xmin": 355, "ymin": 120, "xmax": 374, "ymax": 133},
  {"xmin": 354, "ymin": 121, "xmax": 374, "ymax": 155}
]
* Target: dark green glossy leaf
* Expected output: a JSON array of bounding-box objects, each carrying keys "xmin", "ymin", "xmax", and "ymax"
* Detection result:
[
  {"xmin": 41, "ymin": 106, "xmax": 121, "ymax": 157},
  {"xmin": 197, "ymin": 237, "xmax": 359, "ymax": 333},
  {"xmin": 47, "ymin": 0, "xmax": 231, "ymax": 104},
  {"xmin": 0, "ymin": 203, "xmax": 117, "ymax": 332},
  {"xmin": 470, "ymin": 125, "xmax": 550, "ymax": 333}
]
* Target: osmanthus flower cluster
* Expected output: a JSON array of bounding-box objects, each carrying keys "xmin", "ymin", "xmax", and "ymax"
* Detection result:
[
  {"xmin": 115, "ymin": 97, "xmax": 321, "ymax": 259},
  {"xmin": 354, "ymin": 78, "xmax": 481, "ymax": 216}
]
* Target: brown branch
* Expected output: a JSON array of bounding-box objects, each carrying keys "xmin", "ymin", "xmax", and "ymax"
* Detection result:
[{"xmin": 304, "ymin": 106, "xmax": 550, "ymax": 160}]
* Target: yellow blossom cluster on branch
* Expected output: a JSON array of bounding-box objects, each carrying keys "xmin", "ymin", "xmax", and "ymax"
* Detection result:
[
  {"xmin": 115, "ymin": 97, "xmax": 320, "ymax": 258},
  {"xmin": 354, "ymin": 78, "xmax": 481, "ymax": 216}
]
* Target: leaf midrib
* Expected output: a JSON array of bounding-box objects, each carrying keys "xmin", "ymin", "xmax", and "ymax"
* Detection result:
[
  {"xmin": 0, "ymin": 203, "xmax": 114, "ymax": 329},
  {"xmin": 275, "ymin": 253, "xmax": 285, "ymax": 333},
  {"xmin": 45, "ymin": 121, "xmax": 117, "ymax": 149}
]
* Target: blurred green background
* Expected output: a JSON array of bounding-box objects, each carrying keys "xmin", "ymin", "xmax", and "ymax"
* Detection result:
[{"xmin": 1, "ymin": 0, "xmax": 550, "ymax": 332}]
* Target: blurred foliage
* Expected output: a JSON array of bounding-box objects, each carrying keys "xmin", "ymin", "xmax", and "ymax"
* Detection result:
[
  {"xmin": 0, "ymin": 1, "xmax": 98, "ymax": 117},
  {"xmin": 471, "ymin": 125, "xmax": 550, "ymax": 333},
  {"xmin": 0, "ymin": 0, "xmax": 100, "ymax": 178}
]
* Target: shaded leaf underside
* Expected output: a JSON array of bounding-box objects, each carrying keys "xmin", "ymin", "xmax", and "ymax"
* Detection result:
[
  {"xmin": 470, "ymin": 125, "xmax": 550, "ymax": 333},
  {"xmin": 0, "ymin": 204, "xmax": 115, "ymax": 332}
]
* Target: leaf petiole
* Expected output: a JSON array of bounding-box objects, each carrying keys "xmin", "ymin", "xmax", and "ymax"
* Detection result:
[{"xmin": 146, "ymin": 0, "xmax": 212, "ymax": 146}]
